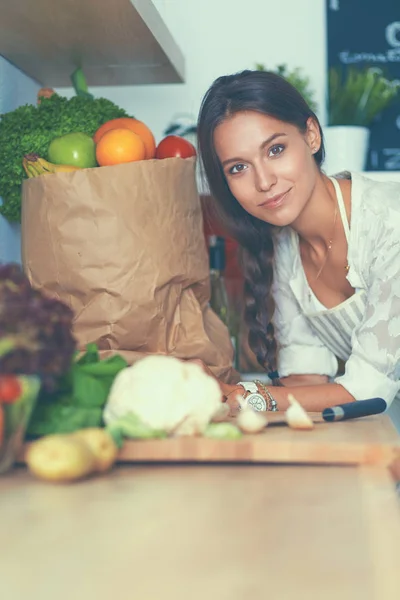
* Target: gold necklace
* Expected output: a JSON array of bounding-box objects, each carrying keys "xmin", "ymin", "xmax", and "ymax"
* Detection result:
[{"xmin": 315, "ymin": 200, "xmax": 338, "ymax": 281}]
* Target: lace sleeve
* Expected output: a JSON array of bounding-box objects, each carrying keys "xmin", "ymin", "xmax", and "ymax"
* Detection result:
[{"xmin": 335, "ymin": 232, "xmax": 400, "ymax": 407}]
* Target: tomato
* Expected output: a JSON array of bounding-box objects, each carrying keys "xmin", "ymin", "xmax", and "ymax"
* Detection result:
[
  {"xmin": 155, "ymin": 135, "xmax": 197, "ymax": 159},
  {"xmin": 0, "ymin": 376, "xmax": 22, "ymax": 404}
]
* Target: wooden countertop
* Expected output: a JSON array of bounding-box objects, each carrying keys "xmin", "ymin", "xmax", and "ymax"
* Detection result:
[
  {"xmin": 115, "ymin": 413, "xmax": 400, "ymax": 466},
  {"xmin": 1, "ymin": 462, "xmax": 399, "ymax": 600}
]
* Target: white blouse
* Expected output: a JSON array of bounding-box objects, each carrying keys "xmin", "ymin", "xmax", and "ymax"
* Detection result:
[{"xmin": 271, "ymin": 172, "xmax": 400, "ymax": 420}]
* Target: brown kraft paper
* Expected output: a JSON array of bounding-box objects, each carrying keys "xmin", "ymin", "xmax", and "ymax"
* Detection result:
[{"xmin": 21, "ymin": 156, "xmax": 238, "ymax": 383}]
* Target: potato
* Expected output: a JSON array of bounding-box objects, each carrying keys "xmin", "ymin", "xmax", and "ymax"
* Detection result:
[
  {"xmin": 73, "ymin": 428, "xmax": 118, "ymax": 473},
  {"xmin": 26, "ymin": 435, "xmax": 96, "ymax": 483}
]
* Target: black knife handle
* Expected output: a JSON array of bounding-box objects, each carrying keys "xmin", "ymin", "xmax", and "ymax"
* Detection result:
[{"xmin": 322, "ymin": 398, "xmax": 387, "ymax": 422}]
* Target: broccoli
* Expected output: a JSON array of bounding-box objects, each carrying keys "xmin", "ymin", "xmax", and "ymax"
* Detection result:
[{"xmin": 0, "ymin": 94, "xmax": 128, "ymax": 222}]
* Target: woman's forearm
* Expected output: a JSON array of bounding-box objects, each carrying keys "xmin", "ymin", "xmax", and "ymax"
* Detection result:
[
  {"xmin": 270, "ymin": 382, "xmax": 354, "ymax": 412},
  {"xmin": 221, "ymin": 380, "xmax": 354, "ymax": 412},
  {"xmin": 280, "ymin": 374, "xmax": 329, "ymax": 387}
]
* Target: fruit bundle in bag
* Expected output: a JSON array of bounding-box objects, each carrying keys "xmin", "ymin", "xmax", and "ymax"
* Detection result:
[{"xmin": 21, "ymin": 157, "xmax": 237, "ymax": 383}]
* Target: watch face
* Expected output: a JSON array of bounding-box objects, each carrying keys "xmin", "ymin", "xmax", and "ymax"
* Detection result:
[{"xmin": 246, "ymin": 393, "xmax": 267, "ymax": 412}]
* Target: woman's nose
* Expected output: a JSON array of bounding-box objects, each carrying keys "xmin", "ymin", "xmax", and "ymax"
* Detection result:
[{"xmin": 254, "ymin": 165, "xmax": 277, "ymax": 193}]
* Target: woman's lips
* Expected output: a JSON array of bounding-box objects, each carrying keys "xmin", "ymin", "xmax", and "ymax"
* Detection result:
[{"xmin": 258, "ymin": 188, "xmax": 291, "ymax": 210}]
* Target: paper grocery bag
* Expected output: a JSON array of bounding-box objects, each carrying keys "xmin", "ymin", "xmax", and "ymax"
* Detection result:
[{"xmin": 21, "ymin": 157, "xmax": 238, "ymax": 383}]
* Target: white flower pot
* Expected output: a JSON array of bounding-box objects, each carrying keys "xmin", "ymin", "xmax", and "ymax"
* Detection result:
[{"xmin": 323, "ymin": 126, "xmax": 370, "ymax": 175}]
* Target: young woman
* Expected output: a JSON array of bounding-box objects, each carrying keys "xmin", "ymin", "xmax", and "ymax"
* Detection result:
[{"xmin": 196, "ymin": 69, "xmax": 400, "ymax": 431}]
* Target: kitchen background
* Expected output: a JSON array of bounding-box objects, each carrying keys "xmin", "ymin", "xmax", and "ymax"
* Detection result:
[
  {"xmin": 1, "ymin": 0, "xmax": 399, "ymax": 262},
  {"xmin": 0, "ymin": 0, "xmax": 339, "ymax": 264},
  {"xmin": 0, "ymin": 0, "xmax": 399, "ymax": 372}
]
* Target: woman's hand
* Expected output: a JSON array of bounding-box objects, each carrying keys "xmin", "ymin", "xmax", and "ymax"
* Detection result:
[
  {"xmin": 224, "ymin": 386, "xmax": 244, "ymax": 417},
  {"xmin": 186, "ymin": 359, "xmax": 244, "ymax": 416}
]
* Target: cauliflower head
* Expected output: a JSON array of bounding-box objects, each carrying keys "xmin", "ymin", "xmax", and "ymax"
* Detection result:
[{"xmin": 103, "ymin": 355, "xmax": 223, "ymax": 435}]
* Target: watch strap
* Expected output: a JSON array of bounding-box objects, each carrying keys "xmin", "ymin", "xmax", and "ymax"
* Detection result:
[{"xmin": 237, "ymin": 381, "xmax": 258, "ymax": 394}]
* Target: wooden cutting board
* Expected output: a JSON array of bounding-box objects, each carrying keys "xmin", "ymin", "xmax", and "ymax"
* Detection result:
[{"xmin": 117, "ymin": 413, "xmax": 400, "ymax": 466}]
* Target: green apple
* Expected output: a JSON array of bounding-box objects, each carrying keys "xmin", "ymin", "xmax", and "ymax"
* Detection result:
[{"xmin": 48, "ymin": 132, "xmax": 97, "ymax": 168}]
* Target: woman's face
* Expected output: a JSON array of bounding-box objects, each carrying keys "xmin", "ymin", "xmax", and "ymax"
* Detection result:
[{"xmin": 214, "ymin": 111, "xmax": 320, "ymax": 227}]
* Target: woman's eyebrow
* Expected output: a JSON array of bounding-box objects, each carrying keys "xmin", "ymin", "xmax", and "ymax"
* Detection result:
[{"xmin": 221, "ymin": 133, "xmax": 288, "ymax": 167}]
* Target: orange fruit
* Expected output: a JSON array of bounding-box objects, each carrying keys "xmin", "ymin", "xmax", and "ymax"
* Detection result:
[
  {"xmin": 96, "ymin": 128, "xmax": 146, "ymax": 166},
  {"xmin": 93, "ymin": 118, "xmax": 156, "ymax": 159}
]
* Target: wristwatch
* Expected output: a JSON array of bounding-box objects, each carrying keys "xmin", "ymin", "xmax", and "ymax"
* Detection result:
[{"xmin": 237, "ymin": 381, "xmax": 267, "ymax": 412}]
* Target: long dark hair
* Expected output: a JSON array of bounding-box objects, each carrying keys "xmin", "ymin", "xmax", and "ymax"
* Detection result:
[{"xmin": 197, "ymin": 69, "xmax": 325, "ymax": 378}]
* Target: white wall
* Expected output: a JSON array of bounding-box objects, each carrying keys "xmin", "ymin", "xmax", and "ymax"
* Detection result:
[{"xmin": 55, "ymin": 0, "xmax": 328, "ymax": 144}]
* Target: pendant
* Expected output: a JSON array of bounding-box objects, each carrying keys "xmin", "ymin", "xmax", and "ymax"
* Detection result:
[{"xmin": 345, "ymin": 264, "xmax": 350, "ymax": 272}]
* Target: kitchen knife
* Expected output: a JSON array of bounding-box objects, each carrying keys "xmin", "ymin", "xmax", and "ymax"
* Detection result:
[{"xmin": 322, "ymin": 397, "xmax": 387, "ymax": 422}]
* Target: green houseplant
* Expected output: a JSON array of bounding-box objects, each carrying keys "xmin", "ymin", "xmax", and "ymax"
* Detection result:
[
  {"xmin": 255, "ymin": 63, "xmax": 318, "ymax": 113},
  {"xmin": 328, "ymin": 66, "xmax": 399, "ymax": 126},
  {"xmin": 324, "ymin": 66, "xmax": 399, "ymax": 174}
]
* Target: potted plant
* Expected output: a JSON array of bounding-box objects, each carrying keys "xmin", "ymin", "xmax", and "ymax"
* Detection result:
[
  {"xmin": 324, "ymin": 66, "xmax": 399, "ymax": 174},
  {"xmin": 255, "ymin": 63, "xmax": 318, "ymax": 113}
]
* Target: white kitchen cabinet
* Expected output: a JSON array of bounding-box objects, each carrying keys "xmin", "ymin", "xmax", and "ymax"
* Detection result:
[{"xmin": 0, "ymin": 0, "xmax": 185, "ymax": 87}]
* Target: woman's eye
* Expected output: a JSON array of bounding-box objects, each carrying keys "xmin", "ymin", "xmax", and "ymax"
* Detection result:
[
  {"xmin": 268, "ymin": 144, "xmax": 285, "ymax": 157},
  {"xmin": 229, "ymin": 163, "xmax": 247, "ymax": 175}
]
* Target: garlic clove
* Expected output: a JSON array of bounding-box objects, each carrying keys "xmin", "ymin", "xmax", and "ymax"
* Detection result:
[
  {"xmin": 237, "ymin": 407, "xmax": 268, "ymax": 434},
  {"xmin": 285, "ymin": 393, "xmax": 314, "ymax": 430}
]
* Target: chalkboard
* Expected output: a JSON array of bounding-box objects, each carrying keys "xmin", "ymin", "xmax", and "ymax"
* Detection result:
[{"xmin": 326, "ymin": 0, "xmax": 400, "ymax": 171}]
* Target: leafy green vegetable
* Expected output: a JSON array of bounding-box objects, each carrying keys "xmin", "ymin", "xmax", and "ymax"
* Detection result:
[
  {"xmin": 0, "ymin": 94, "xmax": 129, "ymax": 222},
  {"xmin": 203, "ymin": 422, "xmax": 242, "ymax": 440},
  {"xmin": 107, "ymin": 412, "xmax": 168, "ymax": 441},
  {"xmin": 75, "ymin": 342, "xmax": 100, "ymax": 365},
  {"xmin": 27, "ymin": 401, "xmax": 104, "ymax": 436},
  {"xmin": 26, "ymin": 344, "xmax": 128, "ymax": 436},
  {"xmin": 106, "ymin": 426, "xmax": 125, "ymax": 449}
]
